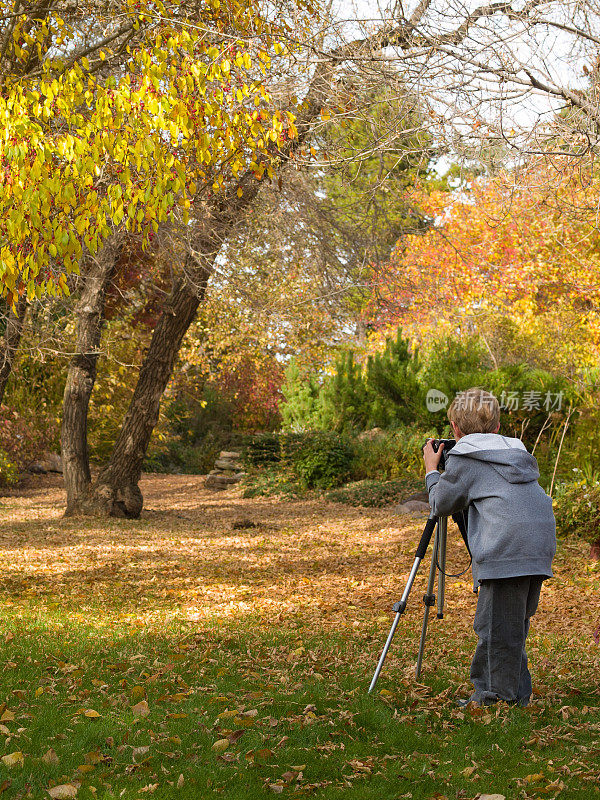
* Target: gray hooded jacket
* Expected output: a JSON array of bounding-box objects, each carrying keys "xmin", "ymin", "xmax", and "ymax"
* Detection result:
[{"xmin": 426, "ymin": 433, "xmax": 556, "ymax": 586}]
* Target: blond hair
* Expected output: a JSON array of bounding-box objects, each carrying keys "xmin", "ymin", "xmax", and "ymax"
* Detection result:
[{"xmin": 447, "ymin": 387, "xmax": 500, "ymax": 435}]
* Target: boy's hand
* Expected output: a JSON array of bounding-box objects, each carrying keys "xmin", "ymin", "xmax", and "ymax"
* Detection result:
[{"xmin": 423, "ymin": 439, "xmax": 444, "ymax": 473}]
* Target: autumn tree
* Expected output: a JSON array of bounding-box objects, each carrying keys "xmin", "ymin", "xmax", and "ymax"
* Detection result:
[
  {"xmin": 50, "ymin": 0, "xmax": 600, "ymax": 516},
  {"xmin": 6, "ymin": 0, "xmax": 600, "ymax": 516},
  {"xmin": 367, "ymin": 170, "xmax": 600, "ymax": 380}
]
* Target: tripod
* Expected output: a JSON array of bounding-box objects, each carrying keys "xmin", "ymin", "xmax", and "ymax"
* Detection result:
[{"xmin": 368, "ymin": 509, "xmax": 469, "ymax": 692}]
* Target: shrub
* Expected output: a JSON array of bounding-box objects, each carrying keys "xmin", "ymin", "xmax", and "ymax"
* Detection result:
[
  {"xmin": 0, "ymin": 448, "xmax": 18, "ymax": 487},
  {"xmin": 553, "ymin": 477, "xmax": 600, "ymax": 546},
  {"xmin": 325, "ymin": 477, "xmax": 422, "ymax": 507},
  {"xmin": 243, "ymin": 432, "xmax": 281, "ymax": 466},
  {"xmin": 0, "ymin": 404, "xmax": 58, "ymax": 470},
  {"xmin": 350, "ymin": 426, "xmax": 438, "ymax": 482},
  {"xmin": 292, "ymin": 432, "xmax": 354, "ymax": 489}
]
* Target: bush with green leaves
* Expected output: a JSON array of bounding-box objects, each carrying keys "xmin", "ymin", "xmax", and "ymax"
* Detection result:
[
  {"xmin": 0, "ymin": 448, "xmax": 18, "ymax": 487},
  {"xmin": 350, "ymin": 425, "xmax": 438, "ymax": 482},
  {"xmin": 291, "ymin": 432, "xmax": 354, "ymax": 489},
  {"xmin": 325, "ymin": 477, "xmax": 423, "ymax": 507},
  {"xmin": 552, "ymin": 476, "xmax": 600, "ymax": 546},
  {"xmin": 281, "ymin": 330, "xmax": 423, "ymax": 434},
  {"xmin": 243, "ymin": 432, "xmax": 281, "ymax": 466}
]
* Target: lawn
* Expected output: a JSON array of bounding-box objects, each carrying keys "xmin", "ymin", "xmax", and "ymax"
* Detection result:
[{"xmin": 0, "ymin": 474, "xmax": 598, "ymax": 799}]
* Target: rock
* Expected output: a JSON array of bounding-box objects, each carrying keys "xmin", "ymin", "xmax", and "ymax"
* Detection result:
[
  {"xmin": 393, "ymin": 500, "xmax": 430, "ymax": 515},
  {"xmin": 44, "ymin": 453, "xmax": 63, "ymax": 473},
  {"xmin": 357, "ymin": 427, "xmax": 384, "ymax": 441},
  {"xmin": 402, "ymin": 491, "xmax": 429, "ymax": 503},
  {"xmin": 46, "ymin": 453, "xmax": 62, "ymax": 473},
  {"xmin": 27, "ymin": 453, "xmax": 63, "ymax": 475},
  {"xmin": 205, "ymin": 472, "xmax": 245, "ymax": 489},
  {"xmin": 219, "ymin": 451, "xmax": 240, "ymax": 459},
  {"xmin": 214, "ymin": 458, "xmax": 242, "ymax": 471},
  {"xmin": 232, "ymin": 518, "xmax": 258, "ymax": 530}
]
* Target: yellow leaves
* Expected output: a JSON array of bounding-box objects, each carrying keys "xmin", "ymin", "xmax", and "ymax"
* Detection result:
[
  {"xmin": 524, "ymin": 773, "xmax": 545, "ymax": 784},
  {"xmin": 83, "ymin": 709, "xmax": 101, "ymax": 718},
  {"xmin": 0, "ymin": 11, "xmax": 295, "ymax": 300},
  {"xmin": 211, "ymin": 739, "xmax": 230, "ymax": 754}
]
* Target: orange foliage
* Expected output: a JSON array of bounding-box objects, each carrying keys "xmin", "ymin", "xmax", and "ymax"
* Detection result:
[{"xmin": 368, "ymin": 168, "xmax": 600, "ymax": 363}]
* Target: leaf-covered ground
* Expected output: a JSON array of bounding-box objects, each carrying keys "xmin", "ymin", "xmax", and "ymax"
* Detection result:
[{"xmin": 0, "ymin": 474, "xmax": 599, "ymax": 799}]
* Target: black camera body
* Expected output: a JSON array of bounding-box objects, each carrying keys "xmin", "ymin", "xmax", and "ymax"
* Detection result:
[{"xmin": 427, "ymin": 438, "xmax": 456, "ymax": 470}]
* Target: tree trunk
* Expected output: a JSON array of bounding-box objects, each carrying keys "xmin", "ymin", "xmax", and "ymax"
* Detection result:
[
  {"xmin": 77, "ymin": 255, "xmax": 211, "ymax": 517},
  {"xmin": 61, "ymin": 238, "xmax": 122, "ymax": 516},
  {"xmin": 0, "ymin": 294, "xmax": 28, "ymax": 404}
]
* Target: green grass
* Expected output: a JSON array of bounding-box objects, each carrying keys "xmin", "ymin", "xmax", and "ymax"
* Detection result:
[
  {"xmin": 1, "ymin": 609, "xmax": 599, "ymax": 800},
  {"xmin": 1, "ymin": 476, "xmax": 599, "ymax": 798}
]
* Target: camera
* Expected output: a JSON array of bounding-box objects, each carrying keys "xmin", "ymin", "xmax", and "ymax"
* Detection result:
[{"xmin": 425, "ymin": 438, "xmax": 456, "ymax": 470}]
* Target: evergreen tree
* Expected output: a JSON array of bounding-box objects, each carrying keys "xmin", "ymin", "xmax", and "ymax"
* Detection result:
[
  {"xmin": 281, "ymin": 358, "xmax": 322, "ymax": 432},
  {"xmin": 280, "ymin": 329, "xmax": 424, "ymax": 432},
  {"xmin": 319, "ymin": 351, "xmax": 370, "ymax": 433},
  {"xmin": 365, "ymin": 329, "xmax": 423, "ymax": 426}
]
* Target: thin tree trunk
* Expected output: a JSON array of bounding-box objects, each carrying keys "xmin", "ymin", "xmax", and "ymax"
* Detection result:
[
  {"xmin": 79, "ymin": 256, "xmax": 211, "ymax": 517},
  {"xmin": 62, "ymin": 238, "xmax": 122, "ymax": 516},
  {"xmin": 0, "ymin": 294, "xmax": 28, "ymax": 404}
]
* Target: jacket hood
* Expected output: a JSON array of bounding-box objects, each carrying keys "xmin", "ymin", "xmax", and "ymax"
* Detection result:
[{"xmin": 448, "ymin": 433, "xmax": 539, "ymax": 484}]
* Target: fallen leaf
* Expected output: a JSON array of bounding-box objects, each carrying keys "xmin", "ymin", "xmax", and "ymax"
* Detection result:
[
  {"xmin": 131, "ymin": 700, "xmax": 150, "ymax": 718},
  {"xmin": 42, "ymin": 749, "xmax": 59, "ymax": 766},
  {"xmin": 524, "ymin": 773, "xmax": 545, "ymax": 783},
  {"xmin": 83, "ymin": 710, "xmax": 101, "ymax": 719},
  {"xmin": 211, "ymin": 739, "xmax": 229, "ymax": 754},
  {"xmin": 254, "ymin": 748, "xmax": 274, "ymax": 762},
  {"xmin": 133, "ymin": 746, "xmax": 150, "ymax": 761},
  {"xmin": 131, "ymin": 686, "xmax": 146, "ymax": 703},
  {"xmin": 48, "ymin": 785, "xmax": 78, "ymax": 800},
  {"xmin": 176, "ymin": 775, "xmax": 184, "ymax": 789},
  {"xmin": 0, "ymin": 711, "xmax": 15, "ymax": 722},
  {"xmin": 0, "ymin": 752, "xmax": 24, "ymax": 768}
]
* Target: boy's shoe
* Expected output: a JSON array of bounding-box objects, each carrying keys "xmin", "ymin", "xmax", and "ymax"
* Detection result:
[{"xmin": 456, "ymin": 698, "xmax": 479, "ymax": 708}]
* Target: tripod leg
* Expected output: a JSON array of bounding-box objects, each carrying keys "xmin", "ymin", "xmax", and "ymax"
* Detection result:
[
  {"xmin": 415, "ymin": 525, "xmax": 440, "ymax": 680},
  {"xmin": 368, "ymin": 612, "xmax": 401, "ymax": 693},
  {"xmin": 368, "ymin": 514, "xmax": 438, "ymax": 693},
  {"xmin": 437, "ymin": 516, "xmax": 448, "ymax": 620}
]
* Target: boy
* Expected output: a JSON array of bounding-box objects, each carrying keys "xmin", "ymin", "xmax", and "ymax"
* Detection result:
[{"xmin": 422, "ymin": 387, "xmax": 556, "ymax": 707}]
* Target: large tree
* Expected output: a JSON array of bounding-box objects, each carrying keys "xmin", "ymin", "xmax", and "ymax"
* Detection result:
[{"xmin": 6, "ymin": 0, "xmax": 600, "ymax": 516}]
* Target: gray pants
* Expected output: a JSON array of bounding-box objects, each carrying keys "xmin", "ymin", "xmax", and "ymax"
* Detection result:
[{"xmin": 469, "ymin": 575, "xmax": 543, "ymax": 706}]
